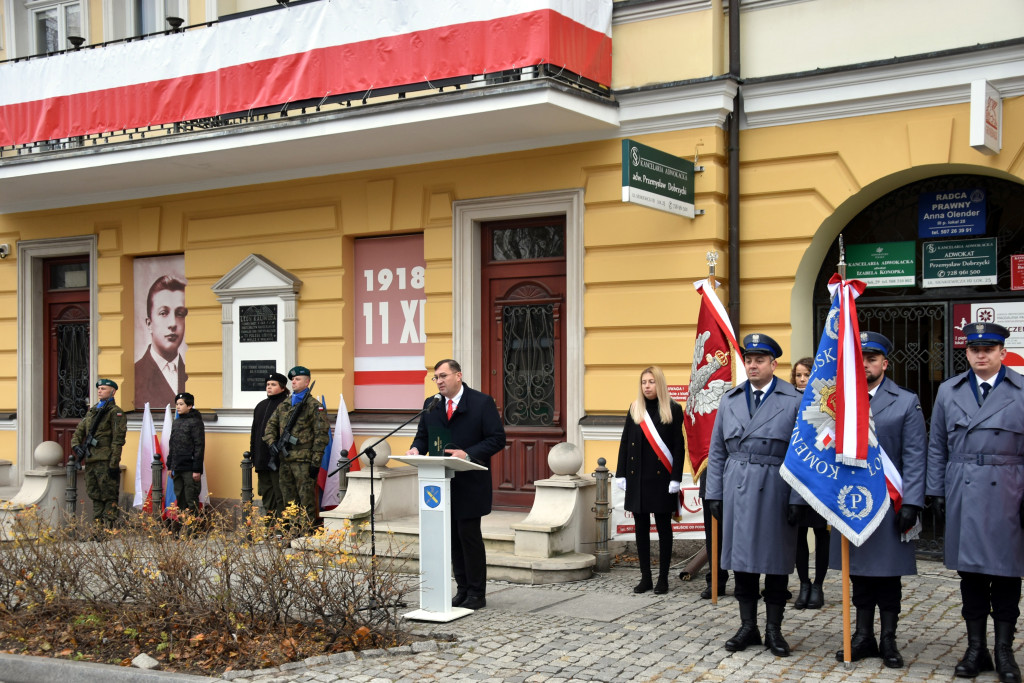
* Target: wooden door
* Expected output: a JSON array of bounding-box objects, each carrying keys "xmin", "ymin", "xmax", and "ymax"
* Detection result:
[
  {"xmin": 43, "ymin": 258, "xmax": 91, "ymax": 461},
  {"xmin": 481, "ymin": 217, "xmax": 566, "ymax": 510}
]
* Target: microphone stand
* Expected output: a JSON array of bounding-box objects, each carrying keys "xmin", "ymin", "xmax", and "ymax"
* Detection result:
[{"xmin": 326, "ymin": 395, "xmax": 442, "ymax": 614}]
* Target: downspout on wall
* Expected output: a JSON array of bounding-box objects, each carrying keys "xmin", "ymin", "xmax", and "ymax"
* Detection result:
[{"xmin": 727, "ymin": 0, "xmax": 741, "ymax": 333}]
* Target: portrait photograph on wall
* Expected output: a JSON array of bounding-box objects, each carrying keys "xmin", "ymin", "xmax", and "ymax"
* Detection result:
[{"xmin": 133, "ymin": 255, "xmax": 188, "ymax": 410}]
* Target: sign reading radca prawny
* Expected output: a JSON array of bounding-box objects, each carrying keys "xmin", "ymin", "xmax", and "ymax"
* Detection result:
[{"xmin": 621, "ymin": 139, "xmax": 696, "ymax": 219}]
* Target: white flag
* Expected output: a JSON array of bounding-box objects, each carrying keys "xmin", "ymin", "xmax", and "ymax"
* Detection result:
[
  {"xmin": 132, "ymin": 403, "xmax": 156, "ymax": 509},
  {"xmin": 322, "ymin": 394, "xmax": 355, "ymax": 510}
]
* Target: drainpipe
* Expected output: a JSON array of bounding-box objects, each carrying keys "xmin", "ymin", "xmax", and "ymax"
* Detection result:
[{"xmin": 727, "ymin": 0, "xmax": 742, "ymax": 332}]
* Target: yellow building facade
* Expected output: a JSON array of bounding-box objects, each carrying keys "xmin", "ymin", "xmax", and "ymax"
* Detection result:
[{"xmin": 0, "ymin": 0, "xmax": 1022, "ymax": 511}]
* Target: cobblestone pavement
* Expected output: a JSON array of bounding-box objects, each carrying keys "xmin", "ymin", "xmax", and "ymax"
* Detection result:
[{"xmin": 220, "ymin": 559, "xmax": 1010, "ymax": 683}]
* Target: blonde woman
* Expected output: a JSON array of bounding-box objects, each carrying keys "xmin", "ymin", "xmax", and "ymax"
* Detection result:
[{"xmin": 615, "ymin": 366, "xmax": 685, "ymax": 594}]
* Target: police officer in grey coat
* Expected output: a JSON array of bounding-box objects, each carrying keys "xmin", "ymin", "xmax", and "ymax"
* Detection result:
[
  {"xmin": 828, "ymin": 332, "xmax": 926, "ymax": 668},
  {"xmin": 927, "ymin": 322, "xmax": 1024, "ymax": 683},
  {"xmin": 706, "ymin": 333, "xmax": 802, "ymax": 657}
]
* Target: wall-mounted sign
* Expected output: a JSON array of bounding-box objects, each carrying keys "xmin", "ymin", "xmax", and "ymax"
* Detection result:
[
  {"xmin": 240, "ymin": 360, "xmax": 278, "ymax": 391},
  {"xmin": 918, "ymin": 189, "xmax": 986, "ymax": 238},
  {"xmin": 667, "ymin": 385, "xmax": 689, "ymax": 403},
  {"xmin": 846, "ymin": 241, "xmax": 916, "ymax": 287},
  {"xmin": 922, "ymin": 237, "xmax": 997, "ymax": 288},
  {"xmin": 1012, "ymin": 255, "xmax": 1024, "ymax": 291},
  {"xmin": 970, "ymin": 79, "xmax": 1002, "ymax": 155},
  {"xmin": 952, "ymin": 303, "xmax": 1024, "ymax": 371},
  {"xmin": 239, "ymin": 304, "xmax": 278, "ymax": 343},
  {"xmin": 621, "ymin": 139, "xmax": 696, "ymax": 219}
]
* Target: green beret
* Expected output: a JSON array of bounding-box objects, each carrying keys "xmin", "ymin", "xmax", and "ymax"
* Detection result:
[
  {"xmin": 96, "ymin": 378, "xmax": 119, "ymax": 390},
  {"xmin": 287, "ymin": 366, "xmax": 311, "ymax": 379}
]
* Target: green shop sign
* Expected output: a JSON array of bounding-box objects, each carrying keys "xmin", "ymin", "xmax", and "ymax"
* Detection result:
[
  {"xmin": 846, "ymin": 241, "xmax": 916, "ymax": 287},
  {"xmin": 922, "ymin": 237, "xmax": 997, "ymax": 288},
  {"xmin": 621, "ymin": 139, "xmax": 696, "ymax": 219}
]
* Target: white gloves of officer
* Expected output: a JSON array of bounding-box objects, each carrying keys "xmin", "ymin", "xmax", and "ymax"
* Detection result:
[
  {"xmin": 668, "ymin": 480, "xmax": 681, "ymax": 495},
  {"xmin": 615, "ymin": 477, "xmax": 627, "ymax": 491}
]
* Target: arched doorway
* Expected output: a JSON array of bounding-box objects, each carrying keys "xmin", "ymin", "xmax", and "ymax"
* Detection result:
[{"xmin": 811, "ymin": 173, "xmax": 1024, "ymax": 556}]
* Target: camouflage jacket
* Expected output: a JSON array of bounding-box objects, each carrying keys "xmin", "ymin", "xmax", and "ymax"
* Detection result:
[
  {"xmin": 71, "ymin": 402, "xmax": 128, "ymax": 468},
  {"xmin": 262, "ymin": 393, "xmax": 330, "ymax": 466}
]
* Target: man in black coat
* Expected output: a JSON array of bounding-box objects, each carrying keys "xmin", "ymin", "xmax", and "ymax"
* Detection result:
[
  {"xmin": 407, "ymin": 359, "xmax": 506, "ymax": 611},
  {"xmin": 250, "ymin": 372, "xmax": 290, "ymax": 518}
]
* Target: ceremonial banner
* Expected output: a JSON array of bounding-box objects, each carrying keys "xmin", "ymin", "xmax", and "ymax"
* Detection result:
[
  {"xmin": 780, "ymin": 276, "xmax": 893, "ymax": 546},
  {"xmin": 684, "ymin": 279, "xmax": 745, "ymax": 479}
]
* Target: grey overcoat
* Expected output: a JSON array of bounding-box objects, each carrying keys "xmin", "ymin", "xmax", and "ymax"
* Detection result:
[
  {"xmin": 829, "ymin": 377, "xmax": 927, "ymax": 576},
  {"xmin": 706, "ymin": 378, "xmax": 801, "ymax": 574},
  {"xmin": 927, "ymin": 367, "xmax": 1024, "ymax": 577}
]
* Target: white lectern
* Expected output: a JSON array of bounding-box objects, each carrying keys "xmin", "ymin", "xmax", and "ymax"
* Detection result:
[{"xmin": 392, "ymin": 455, "xmax": 487, "ymax": 622}]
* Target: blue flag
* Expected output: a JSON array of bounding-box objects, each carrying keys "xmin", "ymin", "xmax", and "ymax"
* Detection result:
[{"xmin": 780, "ymin": 283, "xmax": 891, "ymax": 546}]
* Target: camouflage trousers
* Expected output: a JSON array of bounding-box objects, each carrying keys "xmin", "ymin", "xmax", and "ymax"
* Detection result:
[
  {"xmin": 257, "ymin": 469, "xmax": 285, "ymax": 518},
  {"xmin": 279, "ymin": 459, "xmax": 319, "ymax": 530},
  {"xmin": 86, "ymin": 464, "xmax": 120, "ymax": 527}
]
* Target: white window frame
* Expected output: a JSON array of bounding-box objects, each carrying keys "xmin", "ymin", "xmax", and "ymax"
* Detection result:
[
  {"xmin": 102, "ymin": 0, "xmax": 189, "ymax": 41},
  {"xmin": 26, "ymin": 0, "xmax": 84, "ymax": 53}
]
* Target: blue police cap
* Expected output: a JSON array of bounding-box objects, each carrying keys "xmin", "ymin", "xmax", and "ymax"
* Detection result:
[
  {"xmin": 741, "ymin": 333, "xmax": 782, "ymax": 360},
  {"xmin": 859, "ymin": 331, "xmax": 893, "ymax": 357},
  {"xmin": 965, "ymin": 322, "xmax": 1009, "ymax": 347}
]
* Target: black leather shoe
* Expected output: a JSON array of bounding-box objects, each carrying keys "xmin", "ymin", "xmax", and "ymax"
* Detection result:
[
  {"xmin": 461, "ymin": 595, "xmax": 486, "ymax": 610},
  {"xmin": 633, "ymin": 577, "xmax": 653, "ymax": 594},
  {"xmin": 764, "ymin": 603, "xmax": 790, "ymax": 657},
  {"xmin": 994, "ymin": 620, "xmax": 1021, "ymax": 683},
  {"xmin": 794, "ymin": 582, "xmax": 810, "ymax": 609},
  {"xmin": 452, "ymin": 591, "xmax": 467, "ymax": 607},
  {"xmin": 701, "ymin": 581, "xmax": 727, "ymax": 599},
  {"xmin": 654, "ymin": 577, "xmax": 669, "ymax": 595},
  {"xmin": 879, "ymin": 611, "xmax": 904, "ymax": 668},
  {"xmin": 806, "ymin": 583, "xmax": 824, "ymax": 609},
  {"xmin": 725, "ymin": 601, "xmax": 761, "ymax": 652}
]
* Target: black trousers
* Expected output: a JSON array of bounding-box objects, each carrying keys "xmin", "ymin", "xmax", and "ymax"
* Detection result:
[
  {"xmin": 959, "ymin": 571, "xmax": 1022, "ymax": 622},
  {"xmin": 699, "ymin": 472, "xmax": 727, "ymax": 585},
  {"xmin": 796, "ymin": 526, "xmax": 830, "ymax": 584},
  {"xmin": 452, "ymin": 516, "xmax": 487, "ymax": 597},
  {"xmin": 850, "ymin": 575, "xmax": 902, "ymax": 613},
  {"xmin": 734, "ymin": 571, "xmax": 791, "ymax": 606},
  {"xmin": 634, "ymin": 511, "xmax": 673, "ymax": 576}
]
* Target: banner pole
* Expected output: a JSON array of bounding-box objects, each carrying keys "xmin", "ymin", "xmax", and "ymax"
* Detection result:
[
  {"xmin": 842, "ymin": 535, "xmax": 852, "ymax": 666},
  {"xmin": 707, "ymin": 250, "xmax": 720, "ymax": 606}
]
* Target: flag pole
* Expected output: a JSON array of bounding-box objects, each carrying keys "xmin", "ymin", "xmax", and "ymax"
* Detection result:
[
  {"xmin": 707, "ymin": 250, "xmax": 720, "ymax": 607},
  {"xmin": 838, "ymin": 235, "xmax": 853, "ymax": 667}
]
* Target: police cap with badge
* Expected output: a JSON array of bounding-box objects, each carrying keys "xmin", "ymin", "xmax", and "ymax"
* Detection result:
[
  {"xmin": 741, "ymin": 333, "xmax": 782, "ymax": 359},
  {"xmin": 965, "ymin": 322, "xmax": 1010, "ymax": 347},
  {"xmin": 287, "ymin": 366, "xmax": 311, "ymax": 379},
  {"xmin": 860, "ymin": 331, "xmax": 893, "ymax": 357}
]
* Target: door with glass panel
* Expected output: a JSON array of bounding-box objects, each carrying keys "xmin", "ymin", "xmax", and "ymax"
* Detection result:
[{"xmin": 481, "ymin": 217, "xmax": 567, "ymax": 510}]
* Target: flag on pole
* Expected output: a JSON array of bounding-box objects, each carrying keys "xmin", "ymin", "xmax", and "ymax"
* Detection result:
[
  {"xmin": 318, "ymin": 394, "xmax": 357, "ymax": 511},
  {"xmin": 780, "ymin": 275, "xmax": 897, "ymax": 546},
  {"xmin": 132, "ymin": 403, "xmax": 157, "ymax": 510},
  {"xmin": 684, "ymin": 278, "xmax": 746, "ymax": 479}
]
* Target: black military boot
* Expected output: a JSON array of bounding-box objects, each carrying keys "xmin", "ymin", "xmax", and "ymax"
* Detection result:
[
  {"xmin": 764, "ymin": 603, "xmax": 791, "ymax": 657},
  {"xmin": 955, "ymin": 618, "xmax": 995, "ymax": 678},
  {"xmin": 836, "ymin": 606, "xmax": 879, "ymax": 662},
  {"xmin": 994, "ymin": 621, "xmax": 1021, "ymax": 683},
  {"xmin": 879, "ymin": 610, "xmax": 904, "ymax": 668},
  {"xmin": 725, "ymin": 600, "xmax": 762, "ymax": 651}
]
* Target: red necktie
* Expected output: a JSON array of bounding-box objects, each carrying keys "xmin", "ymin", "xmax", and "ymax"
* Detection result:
[{"xmin": 447, "ymin": 399, "xmax": 454, "ymax": 420}]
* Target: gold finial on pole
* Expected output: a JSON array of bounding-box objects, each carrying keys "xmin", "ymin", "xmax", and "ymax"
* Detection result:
[
  {"xmin": 838, "ymin": 235, "xmax": 847, "ymax": 280},
  {"xmin": 707, "ymin": 250, "xmax": 719, "ymax": 290}
]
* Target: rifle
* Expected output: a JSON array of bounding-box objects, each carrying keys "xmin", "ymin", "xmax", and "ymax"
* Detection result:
[
  {"xmin": 72, "ymin": 404, "xmax": 112, "ymax": 471},
  {"xmin": 267, "ymin": 381, "xmax": 316, "ymax": 471}
]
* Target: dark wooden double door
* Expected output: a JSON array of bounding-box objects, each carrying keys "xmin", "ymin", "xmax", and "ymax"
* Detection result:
[{"xmin": 480, "ymin": 217, "xmax": 567, "ymax": 510}]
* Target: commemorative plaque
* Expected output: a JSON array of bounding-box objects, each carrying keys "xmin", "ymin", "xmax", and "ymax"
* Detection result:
[{"xmin": 239, "ymin": 304, "xmax": 278, "ymax": 343}]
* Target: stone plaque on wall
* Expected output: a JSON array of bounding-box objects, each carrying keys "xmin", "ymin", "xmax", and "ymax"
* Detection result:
[
  {"xmin": 239, "ymin": 304, "xmax": 278, "ymax": 343},
  {"xmin": 240, "ymin": 360, "xmax": 278, "ymax": 391}
]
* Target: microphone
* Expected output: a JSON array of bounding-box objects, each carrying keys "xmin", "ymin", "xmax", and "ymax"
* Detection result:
[{"xmin": 429, "ymin": 394, "xmax": 443, "ymax": 409}]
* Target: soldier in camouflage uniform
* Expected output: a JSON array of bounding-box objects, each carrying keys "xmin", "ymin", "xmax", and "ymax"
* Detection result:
[
  {"xmin": 262, "ymin": 366, "xmax": 330, "ymax": 530},
  {"xmin": 71, "ymin": 378, "xmax": 128, "ymax": 528}
]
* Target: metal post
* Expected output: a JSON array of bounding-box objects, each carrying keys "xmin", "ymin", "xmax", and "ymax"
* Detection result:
[
  {"xmin": 240, "ymin": 450, "xmax": 253, "ymax": 504},
  {"xmin": 593, "ymin": 457, "xmax": 611, "ymax": 572},
  {"xmin": 151, "ymin": 449, "xmax": 164, "ymax": 517},
  {"xmin": 65, "ymin": 455, "xmax": 78, "ymax": 516}
]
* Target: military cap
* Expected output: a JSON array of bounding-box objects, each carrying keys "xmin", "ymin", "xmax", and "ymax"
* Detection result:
[
  {"xmin": 860, "ymin": 331, "xmax": 893, "ymax": 357},
  {"xmin": 268, "ymin": 372, "xmax": 289, "ymax": 387},
  {"xmin": 965, "ymin": 322, "xmax": 1010, "ymax": 347},
  {"xmin": 741, "ymin": 333, "xmax": 782, "ymax": 359},
  {"xmin": 96, "ymin": 378, "xmax": 118, "ymax": 390},
  {"xmin": 175, "ymin": 392, "xmax": 195, "ymax": 406},
  {"xmin": 288, "ymin": 366, "xmax": 311, "ymax": 379}
]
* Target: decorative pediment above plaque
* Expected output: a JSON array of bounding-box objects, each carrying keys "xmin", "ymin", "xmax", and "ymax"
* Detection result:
[{"xmin": 212, "ymin": 254, "xmax": 301, "ymax": 300}]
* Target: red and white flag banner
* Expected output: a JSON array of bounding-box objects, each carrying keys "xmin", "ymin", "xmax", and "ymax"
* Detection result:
[
  {"xmin": 0, "ymin": 0, "xmax": 612, "ymax": 147},
  {"xmin": 826, "ymin": 274, "xmax": 870, "ymax": 466}
]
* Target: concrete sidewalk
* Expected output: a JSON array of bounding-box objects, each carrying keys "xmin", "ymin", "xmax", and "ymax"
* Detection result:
[{"xmin": 214, "ymin": 559, "xmax": 993, "ymax": 683}]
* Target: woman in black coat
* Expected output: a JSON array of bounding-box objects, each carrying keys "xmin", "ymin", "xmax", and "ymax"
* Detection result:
[
  {"xmin": 168, "ymin": 392, "xmax": 205, "ymax": 517},
  {"xmin": 615, "ymin": 366, "xmax": 685, "ymax": 594}
]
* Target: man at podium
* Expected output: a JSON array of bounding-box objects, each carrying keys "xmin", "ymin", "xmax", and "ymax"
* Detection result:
[{"xmin": 406, "ymin": 359, "xmax": 507, "ymax": 611}]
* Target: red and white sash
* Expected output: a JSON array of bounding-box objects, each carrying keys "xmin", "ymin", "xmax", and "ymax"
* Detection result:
[{"xmin": 640, "ymin": 409, "xmax": 673, "ymax": 474}]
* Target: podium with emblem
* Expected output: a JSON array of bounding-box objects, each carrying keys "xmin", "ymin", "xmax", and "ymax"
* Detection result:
[{"xmin": 390, "ymin": 455, "xmax": 488, "ymax": 622}]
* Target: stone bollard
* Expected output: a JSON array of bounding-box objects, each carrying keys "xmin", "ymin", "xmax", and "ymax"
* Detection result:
[
  {"xmin": 240, "ymin": 450, "xmax": 253, "ymax": 505},
  {"xmin": 65, "ymin": 451, "xmax": 78, "ymax": 517},
  {"xmin": 593, "ymin": 457, "xmax": 611, "ymax": 572}
]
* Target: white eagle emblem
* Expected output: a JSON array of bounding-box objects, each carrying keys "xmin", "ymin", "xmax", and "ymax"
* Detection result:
[
  {"xmin": 802, "ymin": 377, "xmax": 878, "ymax": 454},
  {"xmin": 686, "ymin": 330, "xmax": 731, "ymax": 423}
]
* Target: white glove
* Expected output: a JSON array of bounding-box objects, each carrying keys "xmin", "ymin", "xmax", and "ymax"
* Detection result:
[
  {"xmin": 615, "ymin": 477, "xmax": 627, "ymax": 491},
  {"xmin": 668, "ymin": 480, "xmax": 681, "ymax": 495}
]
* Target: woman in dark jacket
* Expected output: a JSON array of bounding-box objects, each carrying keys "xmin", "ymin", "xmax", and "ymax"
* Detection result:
[
  {"xmin": 615, "ymin": 366, "xmax": 685, "ymax": 594},
  {"xmin": 169, "ymin": 392, "xmax": 205, "ymax": 517}
]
